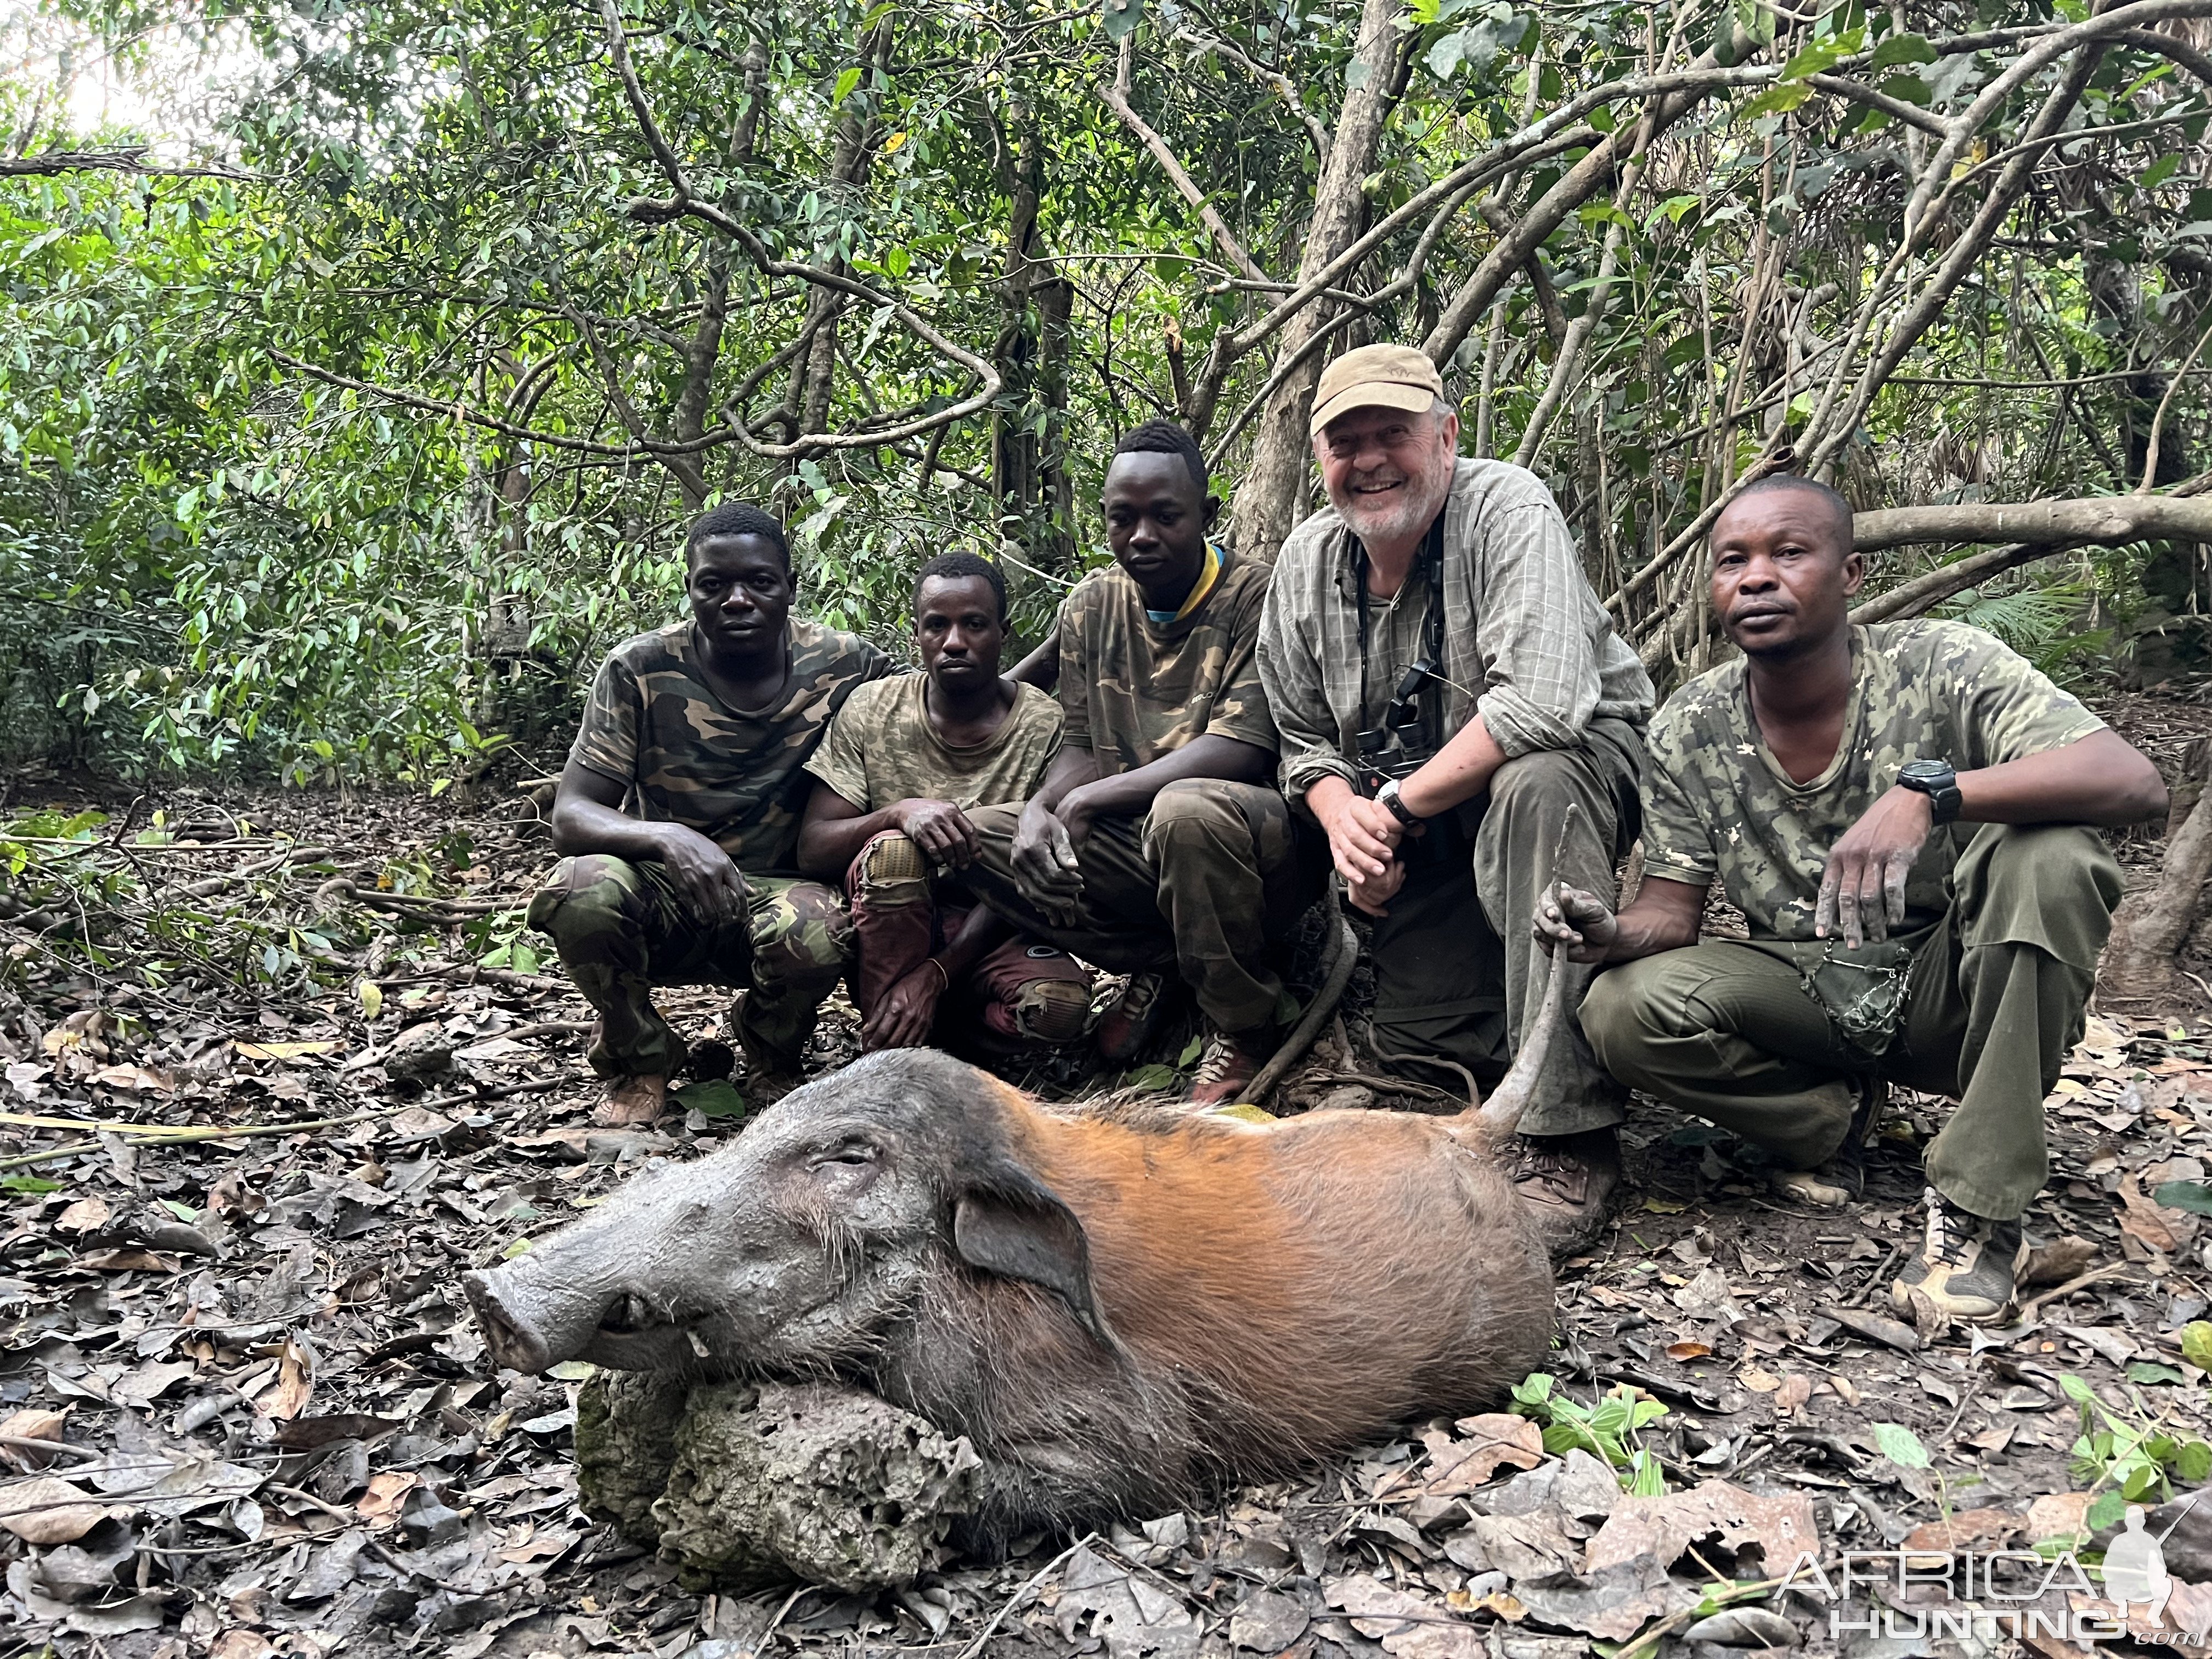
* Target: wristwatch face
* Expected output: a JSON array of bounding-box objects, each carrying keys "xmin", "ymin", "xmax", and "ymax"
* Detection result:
[{"xmin": 1898, "ymin": 760, "xmax": 1954, "ymax": 788}]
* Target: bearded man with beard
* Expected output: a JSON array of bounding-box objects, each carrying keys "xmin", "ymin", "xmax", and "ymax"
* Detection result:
[{"xmin": 1257, "ymin": 345, "xmax": 1653, "ymax": 1254}]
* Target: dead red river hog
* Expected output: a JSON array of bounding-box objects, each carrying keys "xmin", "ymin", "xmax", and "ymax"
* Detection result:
[{"xmin": 463, "ymin": 962, "xmax": 1568, "ymax": 1545}]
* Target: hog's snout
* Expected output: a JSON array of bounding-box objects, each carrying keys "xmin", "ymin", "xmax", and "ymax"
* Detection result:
[{"xmin": 463, "ymin": 1266, "xmax": 621, "ymax": 1375}]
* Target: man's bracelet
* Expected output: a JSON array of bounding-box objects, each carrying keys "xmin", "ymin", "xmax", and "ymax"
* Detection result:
[{"xmin": 922, "ymin": 957, "xmax": 951, "ymax": 995}]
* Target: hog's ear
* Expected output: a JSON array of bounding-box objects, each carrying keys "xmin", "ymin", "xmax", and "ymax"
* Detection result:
[{"xmin": 952, "ymin": 1171, "xmax": 1115, "ymax": 1350}]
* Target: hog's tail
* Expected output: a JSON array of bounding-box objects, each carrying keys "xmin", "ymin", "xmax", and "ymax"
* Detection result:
[{"xmin": 1468, "ymin": 884, "xmax": 1582, "ymax": 1139}]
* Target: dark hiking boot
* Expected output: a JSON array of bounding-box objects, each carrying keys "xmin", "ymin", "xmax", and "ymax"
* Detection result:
[
  {"xmin": 1770, "ymin": 1076, "xmax": 1882, "ymax": 1209},
  {"xmin": 1096, "ymin": 972, "xmax": 1169, "ymax": 1064},
  {"xmin": 1892, "ymin": 1185, "xmax": 2028, "ymax": 1324},
  {"xmin": 1512, "ymin": 1126, "xmax": 1623, "ymax": 1259},
  {"xmin": 1189, "ymin": 1025, "xmax": 1276, "ymax": 1108}
]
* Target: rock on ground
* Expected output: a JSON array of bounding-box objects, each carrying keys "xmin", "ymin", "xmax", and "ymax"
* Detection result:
[{"xmin": 577, "ymin": 1374, "xmax": 983, "ymax": 1591}]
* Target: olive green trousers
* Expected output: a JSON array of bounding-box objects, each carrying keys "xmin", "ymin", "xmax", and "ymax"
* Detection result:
[{"xmin": 1579, "ymin": 823, "xmax": 2123, "ymax": 1220}]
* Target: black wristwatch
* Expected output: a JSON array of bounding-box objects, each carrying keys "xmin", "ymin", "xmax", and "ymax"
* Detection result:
[
  {"xmin": 1375, "ymin": 777, "xmax": 1425, "ymax": 827},
  {"xmin": 1896, "ymin": 759, "xmax": 1963, "ymax": 826}
]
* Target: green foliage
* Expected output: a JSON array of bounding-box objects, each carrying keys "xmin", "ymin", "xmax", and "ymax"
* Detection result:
[
  {"xmin": 4, "ymin": 0, "xmax": 2210, "ymax": 783},
  {"xmin": 1511, "ymin": 1373, "xmax": 1669, "ymax": 1495},
  {"xmin": 1871, "ymin": 1421, "xmax": 1929, "ymax": 1470},
  {"xmin": 2182, "ymin": 1321, "xmax": 2212, "ymax": 1371},
  {"xmin": 2060, "ymin": 1371, "xmax": 2212, "ymax": 1527}
]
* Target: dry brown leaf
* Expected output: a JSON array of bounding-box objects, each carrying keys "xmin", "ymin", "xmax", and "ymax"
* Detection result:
[
  {"xmin": 74, "ymin": 1248, "xmax": 176, "ymax": 1273},
  {"xmin": 1419, "ymin": 1414, "xmax": 1545, "ymax": 1496},
  {"xmin": 0, "ymin": 1407, "xmax": 70, "ymax": 1472},
  {"xmin": 2026, "ymin": 1492, "xmax": 2094, "ymax": 1543},
  {"xmin": 1326, "ymin": 1573, "xmax": 1485, "ymax": 1659},
  {"xmin": 0, "ymin": 1475, "xmax": 114, "ymax": 1544},
  {"xmin": 208, "ymin": 1633, "xmax": 278, "ymax": 1659},
  {"xmin": 356, "ymin": 1471, "xmax": 418, "ymax": 1527},
  {"xmin": 1903, "ymin": 1508, "xmax": 2020, "ymax": 1551},
  {"xmin": 1585, "ymin": 1480, "xmax": 1819, "ymax": 1580},
  {"xmin": 55, "ymin": 1197, "xmax": 111, "ymax": 1233},
  {"xmin": 1738, "ymin": 1365, "xmax": 1781, "ymax": 1393},
  {"xmin": 92, "ymin": 1063, "xmax": 171, "ymax": 1093},
  {"xmin": 234, "ymin": 1040, "xmax": 340, "ymax": 1061},
  {"xmin": 1664, "ymin": 1341, "xmax": 1711, "ymax": 1361},
  {"xmin": 1773, "ymin": 1374, "xmax": 1812, "ymax": 1413},
  {"xmin": 263, "ymin": 1338, "xmax": 313, "ymax": 1423},
  {"xmin": 2116, "ymin": 1183, "xmax": 2180, "ymax": 1254}
]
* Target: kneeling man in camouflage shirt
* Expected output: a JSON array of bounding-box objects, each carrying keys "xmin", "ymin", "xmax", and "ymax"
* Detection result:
[
  {"xmin": 1538, "ymin": 476, "xmax": 2165, "ymax": 1322},
  {"xmin": 795, "ymin": 551, "xmax": 1093, "ymax": 1060},
  {"xmin": 532, "ymin": 504, "xmax": 888, "ymax": 1123}
]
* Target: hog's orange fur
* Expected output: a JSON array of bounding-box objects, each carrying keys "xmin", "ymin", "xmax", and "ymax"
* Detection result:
[{"xmin": 995, "ymin": 1079, "xmax": 1552, "ymax": 1474}]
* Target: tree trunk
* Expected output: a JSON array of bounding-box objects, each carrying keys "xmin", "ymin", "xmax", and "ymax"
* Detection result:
[
  {"xmin": 990, "ymin": 86, "xmax": 1073, "ymax": 572},
  {"xmin": 2104, "ymin": 740, "xmax": 2212, "ymax": 1000},
  {"xmin": 1228, "ymin": 0, "xmax": 1405, "ymax": 565},
  {"xmin": 780, "ymin": 21, "xmax": 893, "ymax": 482}
]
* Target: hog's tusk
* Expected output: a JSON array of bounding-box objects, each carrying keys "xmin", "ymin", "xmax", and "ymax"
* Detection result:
[{"xmin": 686, "ymin": 1328, "xmax": 712, "ymax": 1360}]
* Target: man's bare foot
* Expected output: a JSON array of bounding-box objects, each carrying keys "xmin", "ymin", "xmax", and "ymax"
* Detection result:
[{"xmin": 595, "ymin": 1074, "xmax": 668, "ymax": 1126}]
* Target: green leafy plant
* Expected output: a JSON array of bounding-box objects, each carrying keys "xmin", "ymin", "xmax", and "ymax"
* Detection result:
[
  {"xmin": 1511, "ymin": 1373, "xmax": 1668, "ymax": 1495},
  {"xmin": 2061, "ymin": 1372, "xmax": 2212, "ymax": 1533}
]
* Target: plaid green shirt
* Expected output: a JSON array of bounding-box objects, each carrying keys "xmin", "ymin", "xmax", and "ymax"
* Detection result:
[{"xmin": 1256, "ymin": 457, "xmax": 1652, "ymax": 806}]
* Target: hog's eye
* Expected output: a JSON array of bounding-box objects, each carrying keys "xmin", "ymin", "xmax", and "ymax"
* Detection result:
[{"xmin": 810, "ymin": 1138, "xmax": 877, "ymax": 1170}]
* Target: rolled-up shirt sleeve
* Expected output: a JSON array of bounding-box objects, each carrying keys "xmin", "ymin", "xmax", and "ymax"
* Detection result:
[
  {"xmin": 1258, "ymin": 571, "xmax": 1358, "ymax": 808},
  {"xmin": 1468, "ymin": 494, "xmax": 1604, "ymax": 757}
]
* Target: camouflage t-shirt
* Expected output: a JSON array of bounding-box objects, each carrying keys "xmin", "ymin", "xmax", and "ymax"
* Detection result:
[
  {"xmin": 569, "ymin": 617, "xmax": 890, "ymax": 874},
  {"xmin": 1641, "ymin": 620, "xmax": 2106, "ymax": 940},
  {"xmin": 804, "ymin": 673, "xmax": 1064, "ymax": 812},
  {"xmin": 1057, "ymin": 548, "xmax": 1278, "ymax": 775}
]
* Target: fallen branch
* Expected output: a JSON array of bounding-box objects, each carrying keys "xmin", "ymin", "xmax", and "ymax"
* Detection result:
[
  {"xmin": 1852, "ymin": 492, "xmax": 2212, "ymax": 553},
  {"xmin": 2018, "ymin": 1266, "xmax": 2138, "ymax": 1322},
  {"xmin": 0, "ymin": 1078, "xmax": 566, "ymax": 1169}
]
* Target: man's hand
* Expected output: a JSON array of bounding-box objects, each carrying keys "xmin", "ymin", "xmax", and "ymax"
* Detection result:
[
  {"xmin": 1311, "ymin": 782, "xmax": 1403, "ymax": 885},
  {"xmin": 1534, "ymin": 884, "xmax": 1620, "ymax": 963},
  {"xmin": 656, "ymin": 824, "xmax": 747, "ymax": 921},
  {"xmin": 1011, "ymin": 799, "xmax": 1086, "ymax": 924},
  {"xmin": 889, "ymin": 798, "xmax": 979, "ymax": 869},
  {"xmin": 1345, "ymin": 857, "xmax": 1407, "ymax": 918},
  {"xmin": 861, "ymin": 962, "xmax": 944, "ymax": 1051},
  {"xmin": 1816, "ymin": 785, "xmax": 1934, "ymax": 947},
  {"xmin": 1056, "ymin": 783, "xmax": 1105, "ymax": 854}
]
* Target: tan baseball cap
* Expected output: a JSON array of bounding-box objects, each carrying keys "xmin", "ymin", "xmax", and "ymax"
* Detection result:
[{"xmin": 1308, "ymin": 343, "xmax": 1447, "ymax": 438}]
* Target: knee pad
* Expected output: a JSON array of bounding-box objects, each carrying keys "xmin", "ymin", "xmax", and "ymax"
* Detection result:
[
  {"xmin": 1012, "ymin": 978, "xmax": 1092, "ymax": 1045},
  {"xmin": 859, "ymin": 834, "xmax": 930, "ymax": 899}
]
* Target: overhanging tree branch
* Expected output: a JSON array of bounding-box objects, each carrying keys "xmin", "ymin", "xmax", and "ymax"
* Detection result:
[
  {"xmin": 594, "ymin": 0, "xmax": 1001, "ymax": 459},
  {"xmin": 1096, "ymin": 80, "xmax": 1269, "ymax": 283}
]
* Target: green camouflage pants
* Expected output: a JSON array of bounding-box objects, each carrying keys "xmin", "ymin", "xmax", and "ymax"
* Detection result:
[
  {"xmin": 526, "ymin": 854, "xmax": 852, "ymax": 1078},
  {"xmin": 1579, "ymin": 823, "xmax": 2123, "ymax": 1218},
  {"xmin": 964, "ymin": 778, "xmax": 1319, "ymax": 1035}
]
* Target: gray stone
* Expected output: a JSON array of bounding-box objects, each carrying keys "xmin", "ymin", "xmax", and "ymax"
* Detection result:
[{"xmin": 582, "ymin": 1374, "xmax": 984, "ymax": 1590}]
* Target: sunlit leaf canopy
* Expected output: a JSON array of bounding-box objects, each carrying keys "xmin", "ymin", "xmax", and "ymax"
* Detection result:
[{"xmin": 5, "ymin": 0, "xmax": 2212, "ymax": 783}]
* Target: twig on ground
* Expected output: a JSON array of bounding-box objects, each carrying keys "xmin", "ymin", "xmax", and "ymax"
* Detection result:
[
  {"xmin": 2018, "ymin": 1267, "xmax": 2136, "ymax": 1321},
  {"xmin": 953, "ymin": 1532, "xmax": 1100, "ymax": 1659},
  {"xmin": 1844, "ymin": 1244, "xmax": 1905, "ymax": 1308},
  {"xmin": 0, "ymin": 1432, "xmax": 101, "ymax": 1464}
]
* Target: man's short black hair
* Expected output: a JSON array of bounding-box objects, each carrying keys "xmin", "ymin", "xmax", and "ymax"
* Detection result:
[
  {"xmin": 913, "ymin": 550, "xmax": 1008, "ymax": 623},
  {"xmin": 1726, "ymin": 474, "xmax": 1854, "ymax": 552},
  {"xmin": 686, "ymin": 501, "xmax": 791, "ymax": 568},
  {"xmin": 1112, "ymin": 418, "xmax": 1209, "ymax": 499}
]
